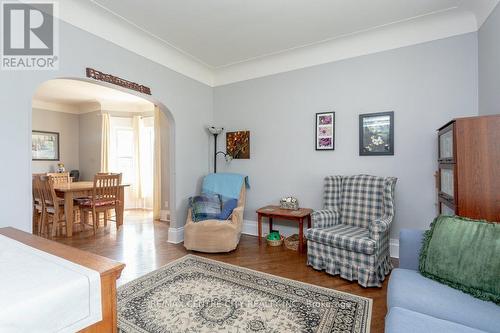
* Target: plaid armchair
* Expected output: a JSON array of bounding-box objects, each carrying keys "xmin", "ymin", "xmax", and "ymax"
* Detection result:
[{"xmin": 305, "ymin": 175, "xmax": 397, "ymax": 287}]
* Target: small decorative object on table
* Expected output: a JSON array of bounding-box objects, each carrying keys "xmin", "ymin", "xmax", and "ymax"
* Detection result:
[
  {"xmin": 266, "ymin": 230, "xmax": 283, "ymax": 246},
  {"xmin": 280, "ymin": 196, "xmax": 299, "ymax": 210},
  {"xmin": 57, "ymin": 163, "xmax": 65, "ymax": 173}
]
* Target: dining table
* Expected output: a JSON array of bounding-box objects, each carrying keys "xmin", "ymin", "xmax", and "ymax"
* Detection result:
[{"xmin": 53, "ymin": 181, "xmax": 129, "ymax": 237}]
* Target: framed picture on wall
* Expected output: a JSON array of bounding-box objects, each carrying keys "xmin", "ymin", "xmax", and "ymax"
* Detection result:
[
  {"xmin": 32, "ymin": 131, "xmax": 60, "ymax": 161},
  {"xmin": 315, "ymin": 112, "xmax": 335, "ymax": 150},
  {"xmin": 359, "ymin": 111, "xmax": 394, "ymax": 156},
  {"xmin": 226, "ymin": 130, "xmax": 250, "ymax": 159}
]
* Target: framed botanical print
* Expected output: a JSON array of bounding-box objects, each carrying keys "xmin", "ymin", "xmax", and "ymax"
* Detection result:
[
  {"xmin": 359, "ymin": 111, "xmax": 394, "ymax": 156},
  {"xmin": 315, "ymin": 112, "xmax": 335, "ymax": 150},
  {"xmin": 32, "ymin": 130, "xmax": 60, "ymax": 161}
]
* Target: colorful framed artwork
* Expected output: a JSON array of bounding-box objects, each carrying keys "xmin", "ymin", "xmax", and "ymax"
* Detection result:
[
  {"xmin": 359, "ymin": 111, "xmax": 394, "ymax": 156},
  {"xmin": 32, "ymin": 130, "xmax": 60, "ymax": 161},
  {"xmin": 226, "ymin": 130, "xmax": 250, "ymax": 159},
  {"xmin": 315, "ymin": 112, "xmax": 335, "ymax": 150}
]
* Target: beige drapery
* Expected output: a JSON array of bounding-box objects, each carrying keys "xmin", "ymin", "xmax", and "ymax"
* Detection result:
[
  {"xmin": 132, "ymin": 115, "xmax": 143, "ymax": 199},
  {"xmin": 153, "ymin": 106, "xmax": 162, "ymax": 220},
  {"xmin": 100, "ymin": 113, "xmax": 110, "ymax": 173}
]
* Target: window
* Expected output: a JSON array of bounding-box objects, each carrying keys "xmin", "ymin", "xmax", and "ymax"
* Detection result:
[
  {"xmin": 109, "ymin": 115, "xmax": 155, "ymax": 210},
  {"xmin": 115, "ymin": 128, "xmax": 134, "ymax": 185}
]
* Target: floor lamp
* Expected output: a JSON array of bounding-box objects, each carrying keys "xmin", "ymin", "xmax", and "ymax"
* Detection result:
[{"xmin": 208, "ymin": 126, "xmax": 232, "ymax": 173}]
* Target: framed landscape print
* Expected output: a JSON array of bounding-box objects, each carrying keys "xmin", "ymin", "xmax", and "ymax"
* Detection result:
[
  {"xmin": 32, "ymin": 131, "xmax": 60, "ymax": 161},
  {"xmin": 226, "ymin": 130, "xmax": 250, "ymax": 159},
  {"xmin": 315, "ymin": 112, "xmax": 335, "ymax": 150},
  {"xmin": 359, "ymin": 111, "xmax": 394, "ymax": 156}
]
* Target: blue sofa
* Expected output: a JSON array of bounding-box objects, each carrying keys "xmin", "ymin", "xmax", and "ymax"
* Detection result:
[{"xmin": 386, "ymin": 229, "xmax": 500, "ymax": 333}]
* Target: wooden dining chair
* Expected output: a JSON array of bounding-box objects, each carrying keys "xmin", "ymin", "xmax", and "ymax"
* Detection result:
[
  {"xmin": 47, "ymin": 172, "xmax": 71, "ymax": 184},
  {"xmin": 39, "ymin": 177, "xmax": 80, "ymax": 237},
  {"xmin": 77, "ymin": 173, "xmax": 122, "ymax": 234},
  {"xmin": 32, "ymin": 175, "xmax": 45, "ymax": 235}
]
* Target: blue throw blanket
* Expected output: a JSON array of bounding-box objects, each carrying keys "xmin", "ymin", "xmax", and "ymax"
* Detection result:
[{"xmin": 202, "ymin": 173, "xmax": 249, "ymax": 200}]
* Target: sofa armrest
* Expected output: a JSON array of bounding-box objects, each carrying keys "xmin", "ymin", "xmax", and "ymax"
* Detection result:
[
  {"xmin": 369, "ymin": 215, "xmax": 392, "ymax": 240},
  {"xmin": 399, "ymin": 229, "xmax": 425, "ymax": 270},
  {"xmin": 311, "ymin": 209, "xmax": 340, "ymax": 229}
]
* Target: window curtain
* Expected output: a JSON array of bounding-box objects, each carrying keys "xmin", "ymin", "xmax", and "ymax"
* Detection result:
[
  {"xmin": 153, "ymin": 106, "xmax": 162, "ymax": 220},
  {"xmin": 100, "ymin": 113, "xmax": 110, "ymax": 173},
  {"xmin": 132, "ymin": 115, "xmax": 143, "ymax": 200}
]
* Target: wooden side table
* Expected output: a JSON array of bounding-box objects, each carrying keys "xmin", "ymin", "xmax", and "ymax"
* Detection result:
[{"xmin": 256, "ymin": 205, "xmax": 313, "ymax": 253}]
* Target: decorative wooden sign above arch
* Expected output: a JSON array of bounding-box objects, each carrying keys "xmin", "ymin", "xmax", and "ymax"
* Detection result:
[{"xmin": 86, "ymin": 67, "xmax": 152, "ymax": 95}]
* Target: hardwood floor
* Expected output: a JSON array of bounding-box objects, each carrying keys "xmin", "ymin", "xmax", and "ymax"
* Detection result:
[{"xmin": 55, "ymin": 210, "xmax": 391, "ymax": 333}]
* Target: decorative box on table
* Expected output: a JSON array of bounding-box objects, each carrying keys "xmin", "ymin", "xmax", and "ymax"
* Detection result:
[{"xmin": 280, "ymin": 197, "xmax": 299, "ymax": 210}]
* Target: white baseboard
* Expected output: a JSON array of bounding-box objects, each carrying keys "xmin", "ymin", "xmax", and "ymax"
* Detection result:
[
  {"xmin": 241, "ymin": 219, "xmax": 259, "ymax": 236},
  {"xmin": 390, "ymin": 239, "xmax": 400, "ymax": 259},
  {"xmin": 241, "ymin": 219, "xmax": 400, "ymax": 258},
  {"xmin": 160, "ymin": 210, "xmax": 170, "ymax": 222},
  {"xmin": 168, "ymin": 227, "xmax": 184, "ymax": 244}
]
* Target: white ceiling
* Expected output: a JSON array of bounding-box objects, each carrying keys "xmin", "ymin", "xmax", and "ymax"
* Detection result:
[
  {"xmin": 33, "ymin": 79, "xmax": 154, "ymax": 113},
  {"xmin": 91, "ymin": 0, "xmax": 495, "ymax": 67},
  {"xmin": 56, "ymin": 0, "xmax": 499, "ymax": 86}
]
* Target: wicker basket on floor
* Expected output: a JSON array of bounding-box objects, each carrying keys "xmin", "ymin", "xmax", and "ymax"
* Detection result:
[
  {"xmin": 266, "ymin": 235, "xmax": 284, "ymax": 247},
  {"xmin": 284, "ymin": 234, "xmax": 306, "ymax": 251}
]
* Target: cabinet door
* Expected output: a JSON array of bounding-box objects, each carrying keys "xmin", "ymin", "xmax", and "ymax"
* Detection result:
[
  {"xmin": 438, "ymin": 123, "xmax": 454, "ymax": 162},
  {"xmin": 439, "ymin": 165, "xmax": 455, "ymax": 200}
]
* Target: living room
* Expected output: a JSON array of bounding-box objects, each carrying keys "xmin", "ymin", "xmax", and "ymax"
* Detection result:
[{"xmin": 0, "ymin": 1, "xmax": 498, "ymax": 332}]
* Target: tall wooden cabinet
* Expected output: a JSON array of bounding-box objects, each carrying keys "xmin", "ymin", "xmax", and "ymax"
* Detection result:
[{"xmin": 437, "ymin": 115, "xmax": 500, "ymax": 223}]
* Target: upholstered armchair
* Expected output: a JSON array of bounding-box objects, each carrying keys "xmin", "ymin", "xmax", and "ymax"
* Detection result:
[
  {"xmin": 305, "ymin": 175, "xmax": 397, "ymax": 287},
  {"xmin": 184, "ymin": 173, "xmax": 247, "ymax": 253}
]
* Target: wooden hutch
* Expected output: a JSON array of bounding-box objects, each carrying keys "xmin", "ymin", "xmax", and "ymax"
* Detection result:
[{"xmin": 437, "ymin": 115, "xmax": 500, "ymax": 223}]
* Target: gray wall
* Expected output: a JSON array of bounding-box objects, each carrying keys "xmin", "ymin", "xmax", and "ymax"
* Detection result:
[
  {"xmin": 214, "ymin": 33, "xmax": 478, "ymax": 239},
  {"xmin": 479, "ymin": 3, "xmax": 500, "ymax": 116},
  {"xmin": 78, "ymin": 111, "xmax": 102, "ymax": 181},
  {"xmin": 0, "ymin": 19, "xmax": 213, "ymax": 232},
  {"xmin": 32, "ymin": 109, "xmax": 80, "ymax": 173}
]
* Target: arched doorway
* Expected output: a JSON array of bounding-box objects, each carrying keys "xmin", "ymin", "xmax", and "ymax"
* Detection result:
[{"xmin": 31, "ymin": 78, "xmax": 176, "ymax": 236}]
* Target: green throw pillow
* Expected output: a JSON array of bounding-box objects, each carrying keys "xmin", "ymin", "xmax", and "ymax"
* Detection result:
[{"xmin": 419, "ymin": 215, "xmax": 500, "ymax": 304}]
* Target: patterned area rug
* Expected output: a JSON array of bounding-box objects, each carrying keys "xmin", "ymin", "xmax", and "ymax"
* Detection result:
[{"xmin": 118, "ymin": 255, "xmax": 372, "ymax": 333}]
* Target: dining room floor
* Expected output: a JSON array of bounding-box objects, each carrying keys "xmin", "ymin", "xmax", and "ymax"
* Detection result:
[{"xmin": 54, "ymin": 210, "xmax": 391, "ymax": 333}]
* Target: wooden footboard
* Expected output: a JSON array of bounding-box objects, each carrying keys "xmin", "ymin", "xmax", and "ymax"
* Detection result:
[{"xmin": 0, "ymin": 227, "xmax": 125, "ymax": 333}]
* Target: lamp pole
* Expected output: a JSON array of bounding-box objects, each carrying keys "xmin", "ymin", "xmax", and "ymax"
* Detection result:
[{"xmin": 213, "ymin": 132, "xmax": 218, "ymax": 173}]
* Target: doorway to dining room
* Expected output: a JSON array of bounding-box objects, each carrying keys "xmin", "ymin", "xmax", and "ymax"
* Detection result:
[{"xmin": 31, "ymin": 78, "xmax": 172, "ymax": 238}]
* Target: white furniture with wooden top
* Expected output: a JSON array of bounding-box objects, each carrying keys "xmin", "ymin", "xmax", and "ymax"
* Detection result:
[{"xmin": 0, "ymin": 227, "xmax": 125, "ymax": 333}]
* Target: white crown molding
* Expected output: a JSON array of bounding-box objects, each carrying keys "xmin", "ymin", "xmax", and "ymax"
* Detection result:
[
  {"xmin": 78, "ymin": 101, "xmax": 102, "ymax": 114},
  {"xmin": 214, "ymin": 10, "xmax": 477, "ymax": 86},
  {"xmin": 32, "ymin": 100, "xmax": 81, "ymax": 114},
  {"xmin": 32, "ymin": 100, "xmax": 101, "ymax": 114},
  {"xmin": 32, "ymin": 99, "xmax": 152, "ymax": 114},
  {"xmin": 462, "ymin": 0, "xmax": 500, "ymax": 28},
  {"xmin": 99, "ymin": 100, "xmax": 153, "ymax": 113},
  {"xmin": 50, "ymin": 1, "xmax": 497, "ymax": 87},
  {"xmin": 54, "ymin": 0, "xmax": 215, "ymax": 86}
]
